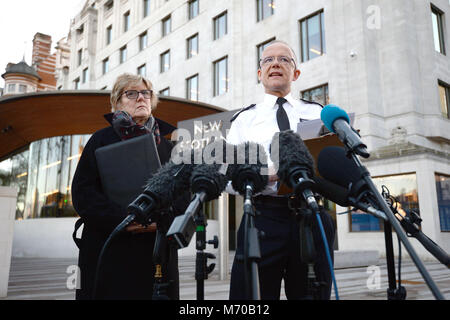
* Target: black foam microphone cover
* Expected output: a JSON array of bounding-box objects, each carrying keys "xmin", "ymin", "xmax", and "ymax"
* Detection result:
[
  {"xmin": 190, "ymin": 164, "xmax": 229, "ymax": 201},
  {"xmin": 312, "ymin": 176, "xmax": 350, "ymax": 207},
  {"xmin": 317, "ymin": 146, "xmax": 361, "ymax": 188},
  {"xmin": 231, "ymin": 142, "xmax": 268, "ymax": 195},
  {"xmin": 270, "ymin": 130, "xmax": 315, "ymax": 188}
]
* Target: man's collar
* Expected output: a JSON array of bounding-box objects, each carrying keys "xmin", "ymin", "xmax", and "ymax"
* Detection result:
[{"xmin": 263, "ymin": 92, "xmax": 295, "ymax": 108}]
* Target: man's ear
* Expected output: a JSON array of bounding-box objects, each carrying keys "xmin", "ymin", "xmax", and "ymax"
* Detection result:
[
  {"xmin": 257, "ymin": 69, "xmax": 262, "ymax": 82},
  {"xmin": 292, "ymin": 69, "xmax": 301, "ymax": 81}
]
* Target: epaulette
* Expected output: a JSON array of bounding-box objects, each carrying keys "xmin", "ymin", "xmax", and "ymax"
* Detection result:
[
  {"xmin": 230, "ymin": 104, "xmax": 256, "ymax": 123},
  {"xmin": 300, "ymin": 98, "xmax": 324, "ymax": 109}
]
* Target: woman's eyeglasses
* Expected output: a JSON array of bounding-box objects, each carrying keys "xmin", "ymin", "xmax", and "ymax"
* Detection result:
[{"xmin": 122, "ymin": 90, "xmax": 153, "ymax": 99}]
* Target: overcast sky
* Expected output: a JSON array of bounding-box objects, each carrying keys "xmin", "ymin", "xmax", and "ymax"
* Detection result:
[{"xmin": 0, "ymin": 0, "xmax": 86, "ymax": 88}]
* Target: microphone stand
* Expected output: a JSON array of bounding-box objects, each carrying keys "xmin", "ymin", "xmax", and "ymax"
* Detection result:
[
  {"xmin": 152, "ymin": 212, "xmax": 172, "ymax": 300},
  {"xmin": 193, "ymin": 205, "xmax": 218, "ymax": 300},
  {"xmin": 242, "ymin": 183, "xmax": 262, "ymax": 300},
  {"xmin": 347, "ymin": 150, "xmax": 445, "ymax": 300},
  {"xmin": 292, "ymin": 200, "xmax": 321, "ymax": 300}
]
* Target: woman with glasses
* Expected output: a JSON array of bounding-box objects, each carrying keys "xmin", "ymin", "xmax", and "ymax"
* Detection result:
[{"xmin": 72, "ymin": 73, "xmax": 186, "ymax": 300}]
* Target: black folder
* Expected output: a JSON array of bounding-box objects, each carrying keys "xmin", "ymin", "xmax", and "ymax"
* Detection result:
[{"xmin": 95, "ymin": 134, "xmax": 161, "ymax": 208}]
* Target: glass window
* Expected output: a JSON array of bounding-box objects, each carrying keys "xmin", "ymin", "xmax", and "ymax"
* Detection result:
[
  {"xmin": 159, "ymin": 87, "xmax": 170, "ymax": 96},
  {"xmin": 123, "ymin": 11, "xmax": 130, "ymax": 33},
  {"xmin": 7, "ymin": 83, "xmax": 15, "ymax": 93},
  {"xmin": 300, "ymin": 10, "xmax": 326, "ymax": 62},
  {"xmin": 431, "ymin": 6, "xmax": 446, "ymax": 55},
  {"xmin": 186, "ymin": 74, "xmax": 199, "ymax": 101},
  {"xmin": 18, "ymin": 84, "xmax": 27, "ymax": 93},
  {"xmin": 137, "ymin": 64, "xmax": 146, "ymax": 77},
  {"xmin": 350, "ymin": 173, "xmax": 420, "ymax": 232},
  {"xmin": 257, "ymin": 0, "xmax": 274, "ymax": 22},
  {"xmin": 160, "ymin": 50, "xmax": 170, "ymax": 73},
  {"xmin": 438, "ymin": 81, "xmax": 449, "ymax": 119},
  {"xmin": 214, "ymin": 56, "xmax": 228, "ymax": 96},
  {"xmin": 214, "ymin": 11, "xmax": 227, "ymax": 40},
  {"xmin": 302, "ymin": 84, "xmax": 329, "ymax": 105},
  {"xmin": 105, "ymin": 0, "xmax": 114, "ymax": 11},
  {"xmin": 187, "ymin": 33, "xmax": 199, "ymax": 59},
  {"xmin": 102, "ymin": 58, "xmax": 109, "ymax": 74},
  {"xmin": 436, "ymin": 174, "xmax": 450, "ymax": 231},
  {"xmin": 120, "ymin": 45, "xmax": 127, "ymax": 63},
  {"xmin": 106, "ymin": 25, "xmax": 112, "ymax": 45},
  {"xmin": 257, "ymin": 38, "xmax": 275, "ymax": 81},
  {"xmin": 188, "ymin": 0, "xmax": 199, "ymax": 20},
  {"xmin": 74, "ymin": 78, "xmax": 80, "ymax": 90},
  {"xmin": 143, "ymin": 0, "xmax": 150, "ymax": 18},
  {"xmin": 162, "ymin": 15, "xmax": 171, "ymax": 37},
  {"xmin": 82, "ymin": 68, "xmax": 89, "ymax": 83},
  {"xmin": 77, "ymin": 49, "xmax": 82, "ymax": 66},
  {"xmin": 139, "ymin": 32, "xmax": 148, "ymax": 51}
]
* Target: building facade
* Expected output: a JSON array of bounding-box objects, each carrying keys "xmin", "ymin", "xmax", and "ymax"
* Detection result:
[{"xmin": 2, "ymin": 0, "xmax": 449, "ymax": 262}]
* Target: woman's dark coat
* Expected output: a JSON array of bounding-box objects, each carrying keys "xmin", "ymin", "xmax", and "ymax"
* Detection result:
[{"xmin": 72, "ymin": 114, "xmax": 185, "ymax": 300}]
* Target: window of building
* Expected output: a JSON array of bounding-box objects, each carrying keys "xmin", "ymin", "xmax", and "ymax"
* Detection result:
[
  {"xmin": 106, "ymin": 25, "xmax": 112, "ymax": 45},
  {"xmin": 162, "ymin": 15, "xmax": 171, "ymax": 37},
  {"xmin": 188, "ymin": 0, "xmax": 199, "ymax": 20},
  {"xmin": 213, "ymin": 11, "xmax": 227, "ymax": 40},
  {"xmin": 77, "ymin": 49, "xmax": 82, "ymax": 66},
  {"xmin": 186, "ymin": 74, "xmax": 199, "ymax": 101},
  {"xmin": 105, "ymin": 0, "xmax": 114, "ymax": 11},
  {"xmin": 7, "ymin": 84, "xmax": 16, "ymax": 93},
  {"xmin": 139, "ymin": 32, "xmax": 148, "ymax": 51},
  {"xmin": 431, "ymin": 5, "xmax": 446, "ymax": 55},
  {"xmin": 120, "ymin": 45, "xmax": 127, "ymax": 63},
  {"xmin": 76, "ymin": 24, "xmax": 84, "ymax": 37},
  {"xmin": 137, "ymin": 64, "xmax": 146, "ymax": 77},
  {"xmin": 350, "ymin": 173, "xmax": 419, "ymax": 232},
  {"xmin": 301, "ymin": 84, "xmax": 329, "ymax": 106},
  {"xmin": 438, "ymin": 81, "xmax": 450, "ymax": 119},
  {"xmin": 102, "ymin": 58, "xmax": 109, "ymax": 75},
  {"xmin": 187, "ymin": 33, "xmax": 199, "ymax": 59},
  {"xmin": 123, "ymin": 11, "xmax": 130, "ymax": 33},
  {"xmin": 213, "ymin": 56, "xmax": 228, "ymax": 96},
  {"xmin": 82, "ymin": 68, "xmax": 89, "ymax": 83},
  {"xmin": 159, "ymin": 87, "xmax": 170, "ymax": 96},
  {"xmin": 74, "ymin": 78, "xmax": 80, "ymax": 90},
  {"xmin": 256, "ymin": 0, "xmax": 274, "ymax": 22},
  {"xmin": 256, "ymin": 38, "xmax": 275, "ymax": 81},
  {"xmin": 18, "ymin": 84, "xmax": 27, "ymax": 93},
  {"xmin": 160, "ymin": 50, "xmax": 170, "ymax": 73},
  {"xmin": 300, "ymin": 10, "xmax": 326, "ymax": 62},
  {"xmin": 436, "ymin": 173, "xmax": 450, "ymax": 231},
  {"xmin": 143, "ymin": 0, "xmax": 150, "ymax": 18}
]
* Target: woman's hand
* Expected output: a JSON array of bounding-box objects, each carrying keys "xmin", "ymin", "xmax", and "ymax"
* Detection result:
[{"xmin": 125, "ymin": 222, "xmax": 157, "ymax": 234}]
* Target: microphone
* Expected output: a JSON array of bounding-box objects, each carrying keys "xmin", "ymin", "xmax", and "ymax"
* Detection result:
[
  {"xmin": 127, "ymin": 147, "xmax": 200, "ymax": 225},
  {"xmin": 312, "ymin": 176, "xmax": 387, "ymax": 221},
  {"xmin": 320, "ymin": 105, "xmax": 370, "ymax": 158},
  {"xmin": 230, "ymin": 142, "xmax": 269, "ymax": 198},
  {"xmin": 167, "ymin": 139, "xmax": 234, "ymax": 249},
  {"xmin": 270, "ymin": 130, "xmax": 319, "ymax": 211},
  {"xmin": 317, "ymin": 146, "xmax": 387, "ymax": 220}
]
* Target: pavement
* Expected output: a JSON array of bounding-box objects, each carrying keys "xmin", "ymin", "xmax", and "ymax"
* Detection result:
[{"xmin": 1, "ymin": 252, "xmax": 449, "ymax": 300}]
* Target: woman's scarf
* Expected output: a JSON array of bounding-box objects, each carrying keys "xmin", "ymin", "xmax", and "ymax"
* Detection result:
[{"xmin": 112, "ymin": 111, "xmax": 161, "ymax": 144}]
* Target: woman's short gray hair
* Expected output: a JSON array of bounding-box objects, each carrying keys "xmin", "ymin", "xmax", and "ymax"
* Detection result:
[{"xmin": 110, "ymin": 73, "xmax": 159, "ymax": 111}]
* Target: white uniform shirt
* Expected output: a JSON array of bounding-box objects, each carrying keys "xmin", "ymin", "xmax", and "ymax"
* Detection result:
[{"xmin": 226, "ymin": 93, "xmax": 322, "ymax": 195}]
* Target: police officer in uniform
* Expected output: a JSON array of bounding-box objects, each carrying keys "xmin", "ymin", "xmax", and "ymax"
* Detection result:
[{"xmin": 226, "ymin": 40, "xmax": 335, "ymax": 300}]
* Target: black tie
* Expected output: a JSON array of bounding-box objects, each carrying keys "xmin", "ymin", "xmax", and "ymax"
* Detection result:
[{"xmin": 276, "ymin": 97, "xmax": 290, "ymax": 131}]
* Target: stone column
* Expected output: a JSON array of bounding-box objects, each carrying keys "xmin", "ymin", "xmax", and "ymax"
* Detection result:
[{"xmin": 0, "ymin": 186, "xmax": 18, "ymax": 298}]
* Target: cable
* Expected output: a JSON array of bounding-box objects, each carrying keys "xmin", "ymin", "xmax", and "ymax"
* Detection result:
[
  {"xmin": 314, "ymin": 210, "xmax": 339, "ymax": 300},
  {"xmin": 92, "ymin": 214, "xmax": 135, "ymax": 299}
]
